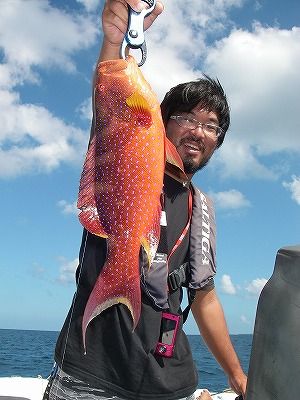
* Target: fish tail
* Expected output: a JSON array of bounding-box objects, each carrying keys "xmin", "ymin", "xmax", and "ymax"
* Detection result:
[{"xmin": 82, "ymin": 262, "xmax": 141, "ymax": 352}]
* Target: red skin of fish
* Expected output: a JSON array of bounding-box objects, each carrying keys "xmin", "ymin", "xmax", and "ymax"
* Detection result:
[{"xmin": 77, "ymin": 56, "xmax": 183, "ymax": 351}]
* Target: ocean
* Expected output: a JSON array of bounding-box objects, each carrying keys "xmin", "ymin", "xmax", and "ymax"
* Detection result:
[{"xmin": 0, "ymin": 329, "xmax": 252, "ymax": 393}]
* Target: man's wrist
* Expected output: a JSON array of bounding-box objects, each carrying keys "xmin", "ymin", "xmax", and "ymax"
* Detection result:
[{"xmin": 99, "ymin": 39, "xmax": 122, "ymax": 62}]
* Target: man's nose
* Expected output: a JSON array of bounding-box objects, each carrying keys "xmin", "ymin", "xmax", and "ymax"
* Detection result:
[{"xmin": 191, "ymin": 124, "xmax": 206, "ymax": 139}]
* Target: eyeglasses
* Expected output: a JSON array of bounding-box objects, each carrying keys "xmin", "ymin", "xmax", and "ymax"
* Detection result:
[{"xmin": 170, "ymin": 115, "xmax": 224, "ymax": 138}]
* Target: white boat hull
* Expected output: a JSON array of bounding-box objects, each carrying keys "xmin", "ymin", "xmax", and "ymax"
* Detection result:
[
  {"xmin": 0, "ymin": 376, "xmax": 48, "ymax": 400},
  {"xmin": 0, "ymin": 377, "xmax": 237, "ymax": 400}
]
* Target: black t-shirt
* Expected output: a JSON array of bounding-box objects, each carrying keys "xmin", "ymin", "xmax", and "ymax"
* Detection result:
[{"xmin": 54, "ymin": 174, "xmax": 198, "ymax": 400}]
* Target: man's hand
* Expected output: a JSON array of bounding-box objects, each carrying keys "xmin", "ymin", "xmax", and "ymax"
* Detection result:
[
  {"xmin": 100, "ymin": 0, "xmax": 163, "ymax": 60},
  {"xmin": 228, "ymin": 373, "xmax": 247, "ymax": 398}
]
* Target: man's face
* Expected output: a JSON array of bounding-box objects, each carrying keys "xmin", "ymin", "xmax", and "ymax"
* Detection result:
[{"xmin": 165, "ymin": 106, "xmax": 219, "ymax": 177}]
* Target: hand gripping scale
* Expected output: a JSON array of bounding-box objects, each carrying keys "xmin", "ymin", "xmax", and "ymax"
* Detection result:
[{"xmin": 120, "ymin": 0, "xmax": 156, "ymax": 66}]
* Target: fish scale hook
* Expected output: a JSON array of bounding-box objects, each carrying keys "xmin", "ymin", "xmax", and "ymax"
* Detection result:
[{"xmin": 120, "ymin": 0, "xmax": 156, "ymax": 66}]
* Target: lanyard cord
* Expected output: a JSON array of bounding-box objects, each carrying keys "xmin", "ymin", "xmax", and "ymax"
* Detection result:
[{"xmin": 161, "ymin": 189, "xmax": 193, "ymax": 263}]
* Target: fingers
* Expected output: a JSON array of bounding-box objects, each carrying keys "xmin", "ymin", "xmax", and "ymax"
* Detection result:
[
  {"xmin": 103, "ymin": 0, "xmax": 163, "ymax": 35},
  {"xmin": 196, "ymin": 389, "xmax": 213, "ymax": 400},
  {"xmin": 143, "ymin": 1, "xmax": 164, "ymax": 31},
  {"xmin": 126, "ymin": 0, "xmax": 149, "ymax": 12},
  {"xmin": 103, "ymin": 0, "xmax": 128, "ymax": 30},
  {"xmin": 126, "ymin": 0, "xmax": 164, "ymax": 13}
]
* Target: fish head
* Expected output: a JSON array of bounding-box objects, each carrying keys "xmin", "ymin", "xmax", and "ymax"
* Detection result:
[{"xmin": 95, "ymin": 56, "xmax": 159, "ymax": 127}]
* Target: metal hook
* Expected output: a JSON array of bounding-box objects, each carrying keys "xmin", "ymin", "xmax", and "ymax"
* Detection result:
[{"xmin": 120, "ymin": 0, "xmax": 156, "ymax": 66}]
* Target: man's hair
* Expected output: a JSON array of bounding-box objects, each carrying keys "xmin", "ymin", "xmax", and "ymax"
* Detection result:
[{"xmin": 160, "ymin": 74, "xmax": 230, "ymax": 148}]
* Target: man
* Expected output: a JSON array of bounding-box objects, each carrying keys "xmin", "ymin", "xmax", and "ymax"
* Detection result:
[{"xmin": 47, "ymin": 1, "xmax": 247, "ymax": 399}]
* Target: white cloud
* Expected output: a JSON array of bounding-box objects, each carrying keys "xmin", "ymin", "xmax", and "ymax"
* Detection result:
[
  {"xmin": 76, "ymin": 0, "xmax": 100, "ymax": 12},
  {"xmin": 0, "ymin": 0, "xmax": 98, "ymax": 76},
  {"xmin": 254, "ymin": 1, "xmax": 262, "ymax": 11},
  {"xmin": 283, "ymin": 175, "xmax": 300, "ymax": 206},
  {"xmin": 142, "ymin": 0, "xmax": 246, "ymax": 99},
  {"xmin": 0, "ymin": 0, "xmax": 98, "ymax": 178},
  {"xmin": 219, "ymin": 275, "xmax": 268, "ymax": 297},
  {"xmin": 240, "ymin": 314, "xmax": 251, "ymax": 324},
  {"xmin": 245, "ymin": 278, "xmax": 268, "ymax": 295},
  {"xmin": 204, "ymin": 24, "xmax": 300, "ymax": 179},
  {"xmin": 211, "ymin": 141, "xmax": 277, "ymax": 180},
  {"xmin": 77, "ymin": 97, "xmax": 93, "ymax": 122},
  {"xmin": 30, "ymin": 262, "xmax": 46, "ymax": 278},
  {"xmin": 0, "ymin": 94, "xmax": 87, "ymax": 178},
  {"xmin": 220, "ymin": 274, "xmax": 237, "ymax": 295},
  {"xmin": 209, "ymin": 189, "xmax": 251, "ymax": 209},
  {"xmin": 55, "ymin": 258, "xmax": 79, "ymax": 285},
  {"xmin": 58, "ymin": 200, "xmax": 79, "ymax": 215}
]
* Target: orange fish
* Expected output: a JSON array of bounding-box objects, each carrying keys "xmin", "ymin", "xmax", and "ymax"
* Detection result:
[{"xmin": 78, "ymin": 56, "xmax": 184, "ymax": 350}]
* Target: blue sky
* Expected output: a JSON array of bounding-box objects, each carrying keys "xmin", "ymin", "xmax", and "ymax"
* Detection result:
[{"xmin": 0, "ymin": 0, "xmax": 299, "ymax": 335}]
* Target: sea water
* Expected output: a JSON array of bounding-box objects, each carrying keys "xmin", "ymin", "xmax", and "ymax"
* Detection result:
[{"xmin": 0, "ymin": 329, "xmax": 251, "ymax": 393}]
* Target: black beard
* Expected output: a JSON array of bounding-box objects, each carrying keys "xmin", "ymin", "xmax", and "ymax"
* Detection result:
[
  {"xmin": 178, "ymin": 136, "xmax": 209, "ymax": 174},
  {"xmin": 183, "ymin": 156, "xmax": 210, "ymax": 174}
]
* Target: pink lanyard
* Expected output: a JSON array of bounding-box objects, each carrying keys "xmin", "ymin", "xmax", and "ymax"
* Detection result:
[{"xmin": 161, "ymin": 190, "xmax": 193, "ymax": 263}]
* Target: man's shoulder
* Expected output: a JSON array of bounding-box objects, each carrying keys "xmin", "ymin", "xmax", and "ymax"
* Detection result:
[{"xmin": 190, "ymin": 182, "xmax": 210, "ymax": 199}]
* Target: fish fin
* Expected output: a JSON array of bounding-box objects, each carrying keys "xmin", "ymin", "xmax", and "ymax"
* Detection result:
[
  {"xmin": 165, "ymin": 137, "xmax": 190, "ymax": 181},
  {"xmin": 165, "ymin": 136, "xmax": 185, "ymax": 172},
  {"xmin": 141, "ymin": 236, "xmax": 152, "ymax": 270},
  {"xmin": 126, "ymin": 92, "xmax": 152, "ymax": 127},
  {"xmin": 77, "ymin": 135, "xmax": 108, "ymax": 238},
  {"xmin": 82, "ymin": 255, "xmax": 141, "ymax": 352}
]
